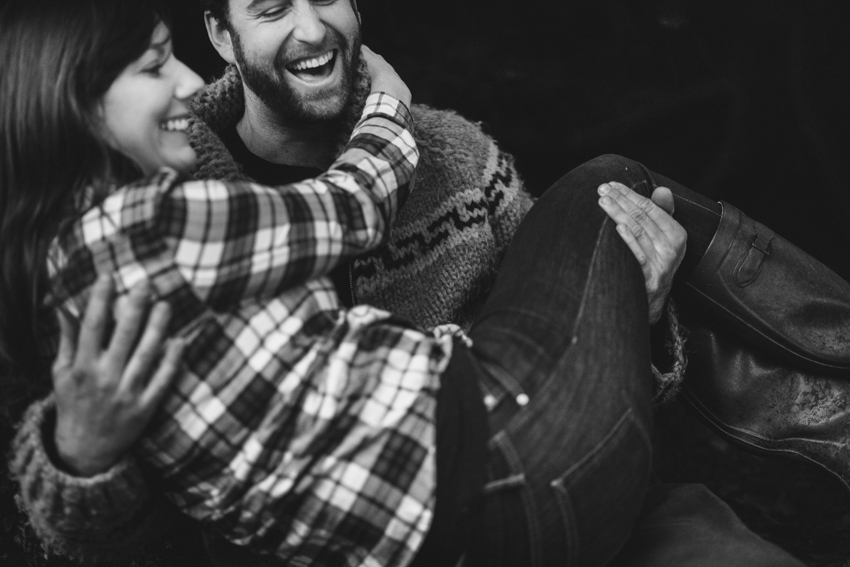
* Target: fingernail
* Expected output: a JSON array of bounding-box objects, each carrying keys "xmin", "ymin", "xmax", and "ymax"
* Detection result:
[
  {"xmin": 599, "ymin": 196, "xmax": 612, "ymax": 206},
  {"xmin": 598, "ymin": 184, "xmax": 610, "ymax": 195}
]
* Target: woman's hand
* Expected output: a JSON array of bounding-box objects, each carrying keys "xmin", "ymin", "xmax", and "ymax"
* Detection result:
[
  {"xmin": 597, "ymin": 182, "xmax": 687, "ymax": 325},
  {"xmin": 362, "ymin": 45, "xmax": 412, "ymax": 108},
  {"xmin": 53, "ymin": 275, "xmax": 185, "ymax": 477}
]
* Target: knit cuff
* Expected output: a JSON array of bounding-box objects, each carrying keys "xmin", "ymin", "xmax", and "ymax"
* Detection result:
[
  {"xmin": 9, "ymin": 396, "xmax": 175, "ymax": 562},
  {"xmin": 651, "ymin": 298, "xmax": 689, "ymax": 404}
]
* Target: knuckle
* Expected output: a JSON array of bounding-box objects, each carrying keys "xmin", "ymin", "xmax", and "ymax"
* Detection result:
[
  {"xmin": 637, "ymin": 197, "xmax": 654, "ymax": 212},
  {"xmin": 68, "ymin": 366, "xmax": 91, "ymax": 386}
]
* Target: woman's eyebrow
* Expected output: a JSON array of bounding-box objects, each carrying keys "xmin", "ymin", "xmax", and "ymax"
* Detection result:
[{"xmin": 150, "ymin": 32, "xmax": 173, "ymax": 56}]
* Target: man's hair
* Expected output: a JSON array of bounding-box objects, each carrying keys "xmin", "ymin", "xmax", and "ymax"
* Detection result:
[{"xmin": 200, "ymin": 0, "xmax": 358, "ymax": 26}]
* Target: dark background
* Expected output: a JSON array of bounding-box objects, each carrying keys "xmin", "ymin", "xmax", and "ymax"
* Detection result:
[
  {"xmin": 3, "ymin": 1, "xmax": 850, "ymax": 565},
  {"xmin": 172, "ymin": 0, "xmax": 850, "ymax": 277}
]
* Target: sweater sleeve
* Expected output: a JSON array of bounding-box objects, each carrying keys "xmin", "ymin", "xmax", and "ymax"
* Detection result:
[
  {"xmin": 483, "ymin": 147, "xmax": 535, "ymax": 257},
  {"xmin": 9, "ymin": 396, "xmax": 178, "ymax": 562}
]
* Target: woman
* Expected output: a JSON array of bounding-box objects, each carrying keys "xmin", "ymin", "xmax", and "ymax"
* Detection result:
[{"xmin": 4, "ymin": 1, "xmax": 844, "ymax": 566}]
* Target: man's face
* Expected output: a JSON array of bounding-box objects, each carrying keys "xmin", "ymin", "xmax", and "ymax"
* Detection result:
[{"xmin": 225, "ymin": 0, "xmax": 362, "ymax": 124}]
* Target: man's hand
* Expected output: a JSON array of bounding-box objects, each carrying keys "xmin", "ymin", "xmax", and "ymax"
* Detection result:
[
  {"xmin": 597, "ymin": 182, "xmax": 687, "ymax": 325},
  {"xmin": 53, "ymin": 275, "xmax": 185, "ymax": 477}
]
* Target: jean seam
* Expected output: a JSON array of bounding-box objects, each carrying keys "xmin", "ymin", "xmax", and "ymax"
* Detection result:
[
  {"xmin": 628, "ymin": 178, "xmax": 722, "ymax": 218},
  {"xmin": 550, "ymin": 478, "xmax": 580, "ymax": 567},
  {"xmin": 566, "ymin": 212, "xmax": 612, "ymax": 343},
  {"xmin": 556, "ymin": 409, "xmax": 635, "ymax": 485},
  {"xmin": 493, "ymin": 431, "xmax": 543, "ymax": 567},
  {"xmin": 673, "ymin": 194, "xmax": 723, "ymax": 217}
]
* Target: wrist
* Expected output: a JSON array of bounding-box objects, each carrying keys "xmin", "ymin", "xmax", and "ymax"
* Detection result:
[{"xmin": 54, "ymin": 428, "xmax": 117, "ymax": 478}]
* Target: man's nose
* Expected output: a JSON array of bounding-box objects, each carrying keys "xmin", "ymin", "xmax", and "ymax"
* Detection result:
[{"xmin": 291, "ymin": 4, "xmax": 326, "ymax": 44}]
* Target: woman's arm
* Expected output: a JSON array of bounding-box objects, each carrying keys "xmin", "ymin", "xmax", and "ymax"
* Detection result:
[
  {"xmin": 164, "ymin": 93, "xmax": 418, "ymax": 305},
  {"xmin": 51, "ymin": 91, "xmax": 418, "ymax": 315},
  {"xmin": 10, "ymin": 275, "xmax": 185, "ymax": 561}
]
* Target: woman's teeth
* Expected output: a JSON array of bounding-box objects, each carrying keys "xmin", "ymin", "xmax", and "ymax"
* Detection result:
[
  {"xmin": 161, "ymin": 117, "xmax": 190, "ymax": 132},
  {"xmin": 289, "ymin": 51, "xmax": 334, "ymax": 72}
]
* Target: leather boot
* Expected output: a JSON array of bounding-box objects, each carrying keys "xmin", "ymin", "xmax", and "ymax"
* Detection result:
[
  {"xmin": 678, "ymin": 201, "xmax": 850, "ymax": 373},
  {"xmin": 674, "ymin": 200, "xmax": 850, "ymax": 492},
  {"xmin": 679, "ymin": 323, "xmax": 850, "ymax": 493}
]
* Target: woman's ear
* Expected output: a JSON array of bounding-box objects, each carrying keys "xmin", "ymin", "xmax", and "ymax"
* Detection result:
[{"xmin": 204, "ymin": 12, "xmax": 236, "ymax": 65}]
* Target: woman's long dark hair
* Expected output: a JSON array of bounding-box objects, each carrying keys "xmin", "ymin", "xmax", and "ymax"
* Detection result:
[{"xmin": 0, "ymin": 0, "xmax": 166, "ymax": 417}]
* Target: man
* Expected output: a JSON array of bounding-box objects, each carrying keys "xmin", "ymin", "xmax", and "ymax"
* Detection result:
[
  {"xmin": 10, "ymin": 0, "xmax": 822, "ymax": 565},
  {"xmin": 191, "ymin": 0, "xmax": 535, "ymax": 333}
]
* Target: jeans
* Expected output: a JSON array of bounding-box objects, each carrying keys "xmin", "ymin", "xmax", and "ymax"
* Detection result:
[{"xmin": 447, "ymin": 155, "xmax": 803, "ymax": 567}]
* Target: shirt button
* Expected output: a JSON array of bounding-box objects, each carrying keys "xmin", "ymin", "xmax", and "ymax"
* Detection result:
[
  {"xmin": 516, "ymin": 393, "xmax": 530, "ymax": 407},
  {"xmin": 483, "ymin": 394, "xmax": 498, "ymax": 410}
]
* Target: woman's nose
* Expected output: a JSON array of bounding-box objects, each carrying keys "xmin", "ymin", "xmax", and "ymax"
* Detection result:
[{"xmin": 174, "ymin": 58, "xmax": 205, "ymax": 101}]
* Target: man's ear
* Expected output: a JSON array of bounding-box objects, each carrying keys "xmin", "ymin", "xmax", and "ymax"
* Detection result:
[
  {"xmin": 204, "ymin": 11, "xmax": 237, "ymax": 65},
  {"xmin": 350, "ymin": 0, "xmax": 361, "ymax": 26}
]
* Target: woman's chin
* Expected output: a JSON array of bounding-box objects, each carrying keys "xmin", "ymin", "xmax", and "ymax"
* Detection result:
[{"xmin": 162, "ymin": 150, "xmax": 197, "ymax": 176}]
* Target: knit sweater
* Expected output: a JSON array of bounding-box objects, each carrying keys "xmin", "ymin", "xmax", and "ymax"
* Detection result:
[
  {"xmin": 190, "ymin": 66, "xmax": 533, "ymax": 330},
  {"xmin": 10, "ymin": 68, "xmax": 534, "ymax": 563}
]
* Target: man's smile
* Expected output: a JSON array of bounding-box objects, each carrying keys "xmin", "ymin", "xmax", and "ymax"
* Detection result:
[{"xmin": 284, "ymin": 50, "xmax": 338, "ymax": 84}]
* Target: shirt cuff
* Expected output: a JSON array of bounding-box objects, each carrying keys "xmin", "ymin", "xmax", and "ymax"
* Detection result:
[{"xmin": 360, "ymin": 92, "xmax": 414, "ymax": 131}]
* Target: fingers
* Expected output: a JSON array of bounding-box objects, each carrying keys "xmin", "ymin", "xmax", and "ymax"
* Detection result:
[
  {"xmin": 361, "ymin": 44, "xmax": 411, "ymax": 106},
  {"xmin": 120, "ymin": 301, "xmax": 172, "ymax": 392},
  {"xmin": 651, "ymin": 186, "xmax": 675, "ymax": 215},
  {"xmin": 106, "ymin": 281, "xmax": 151, "ymax": 371},
  {"xmin": 53, "ymin": 309, "xmax": 77, "ymax": 380},
  {"xmin": 615, "ymin": 223, "xmax": 651, "ymax": 268},
  {"xmin": 76, "ymin": 274, "xmax": 115, "ymax": 363},
  {"xmin": 139, "ymin": 338, "xmax": 185, "ymax": 410},
  {"xmin": 598, "ymin": 182, "xmax": 665, "ymax": 258}
]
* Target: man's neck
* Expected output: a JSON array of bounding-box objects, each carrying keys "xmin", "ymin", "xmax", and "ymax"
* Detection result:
[{"xmin": 236, "ymin": 89, "xmax": 337, "ymax": 171}]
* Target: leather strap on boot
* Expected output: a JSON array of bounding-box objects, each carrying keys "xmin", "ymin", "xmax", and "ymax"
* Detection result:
[{"xmin": 679, "ymin": 201, "xmax": 850, "ymax": 374}]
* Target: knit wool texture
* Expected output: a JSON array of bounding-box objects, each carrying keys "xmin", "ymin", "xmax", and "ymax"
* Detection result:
[
  {"xmin": 189, "ymin": 65, "xmax": 535, "ymax": 331},
  {"xmin": 10, "ymin": 397, "xmax": 176, "ymax": 562}
]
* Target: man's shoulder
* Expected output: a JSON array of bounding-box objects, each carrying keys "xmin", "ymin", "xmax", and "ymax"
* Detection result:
[
  {"xmin": 410, "ymin": 104, "xmax": 497, "ymax": 153},
  {"xmin": 408, "ymin": 104, "xmax": 507, "ymax": 185}
]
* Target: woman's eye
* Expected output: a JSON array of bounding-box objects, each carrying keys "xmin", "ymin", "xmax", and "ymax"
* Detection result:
[
  {"xmin": 142, "ymin": 53, "xmax": 171, "ymax": 76},
  {"xmin": 143, "ymin": 63, "xmax": 164, "ymax": 76}
]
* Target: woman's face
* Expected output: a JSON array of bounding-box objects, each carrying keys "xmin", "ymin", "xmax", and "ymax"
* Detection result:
[{"xmin": 100, "ymin": 22, "xmax": 204, "ymax": 176}]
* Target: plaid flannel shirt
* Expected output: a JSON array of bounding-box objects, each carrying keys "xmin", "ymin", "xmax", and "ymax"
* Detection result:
[{"xmin": 48, "ymin": 94, "xmax": 462, "ymax": 566}]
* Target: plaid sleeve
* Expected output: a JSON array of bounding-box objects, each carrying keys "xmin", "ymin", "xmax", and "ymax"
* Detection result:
[
  {"xmin": 160, "ymin": 92, "xmax": 417, "ymax": 306},
  {"xmin": 51, "ymin": 94, "xmax": 417, "ymax": 312}
]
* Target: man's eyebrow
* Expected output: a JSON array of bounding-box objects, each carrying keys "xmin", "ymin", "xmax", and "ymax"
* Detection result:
[{"xmin": 246, "ymin": 0, "xmax": 287, "ymax": 12}]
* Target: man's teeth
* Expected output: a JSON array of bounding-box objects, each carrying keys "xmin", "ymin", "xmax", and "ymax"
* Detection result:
[
  {"xmin": 161, "ymin": 117, "xmax": 189, "ymax": 132},
  {"xmin": 289, "ymin": 51, "xmax": 334, "ymax": 71}
]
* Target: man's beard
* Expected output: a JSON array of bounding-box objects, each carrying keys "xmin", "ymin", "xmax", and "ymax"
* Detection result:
[{"xmin": 232, "ymin": 26, "xmax": 364, "ymax": 127}]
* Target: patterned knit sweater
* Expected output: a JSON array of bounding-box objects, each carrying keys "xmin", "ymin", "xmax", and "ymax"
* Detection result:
[
  {"xmin": 10, "ymin": 68, "xmax": 534, "ymax": 563},
  {"xmin": 190, "ymin": 66, "xmax": 533, "ymax": 330}
]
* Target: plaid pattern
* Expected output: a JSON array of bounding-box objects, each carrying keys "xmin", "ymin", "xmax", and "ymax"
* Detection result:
[{"xmin": 48, "ymin": 94, "xmax": 461, "ymax": 566}]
